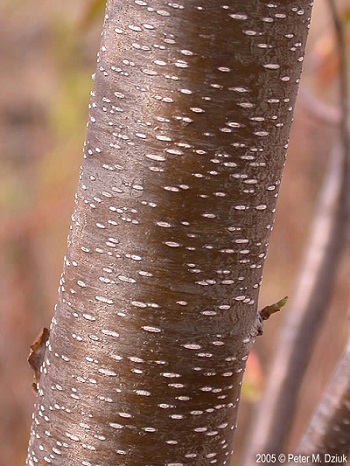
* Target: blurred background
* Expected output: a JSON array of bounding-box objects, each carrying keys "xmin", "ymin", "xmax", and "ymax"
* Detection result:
[{"xmin": 0, "ymin": 0, "xmax": 349, "ymax": 464}]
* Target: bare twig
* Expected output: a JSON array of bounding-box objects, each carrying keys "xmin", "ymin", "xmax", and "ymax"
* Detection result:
[{"xmin": 242, "ymin": 3, "xmax": 350, "ymax": 462}]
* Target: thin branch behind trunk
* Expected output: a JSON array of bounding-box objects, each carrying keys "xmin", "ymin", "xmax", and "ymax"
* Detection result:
[
  {"xmin": 242, "ymin": 2, "xmax": 350, "ymax": 460},
  {"xmin": 242, "ymin": 142, "xmax": 347, "ymax": 463},
  {"xmin": 297, "ymin": 335, "xmax": 350, "ymax": 457}
]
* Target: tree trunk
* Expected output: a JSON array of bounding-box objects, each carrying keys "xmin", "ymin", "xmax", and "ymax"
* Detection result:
[{"xmin": 27, "ymin": 1, "xmax": 313, "ymax": 465}]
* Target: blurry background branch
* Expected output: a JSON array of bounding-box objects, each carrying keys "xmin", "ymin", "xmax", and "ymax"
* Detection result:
[
  {"xmin": 242, "ymin": 140, "xmax": 347, "ymax": 463},
  {"xmin": 298, "ymin": 86, "xmax": 340, "ymax": 125},
  {"xmin": 328, "ymin": 0, "xmax": 350, "ymax": 211},
  {"xmin": 297, "ymin": 332, "xmax": 350, "ymax": 459}
]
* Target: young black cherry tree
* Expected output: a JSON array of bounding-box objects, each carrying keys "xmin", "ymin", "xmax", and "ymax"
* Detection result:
[{"xmin": 27, "ymin": 1, "xmax": 313, "ymax": 465}]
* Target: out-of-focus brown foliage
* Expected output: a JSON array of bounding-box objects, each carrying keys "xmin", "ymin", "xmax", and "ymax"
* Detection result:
[{"xmin": 0, "ymin": 1, "xmax": 349, "ymax": 465}]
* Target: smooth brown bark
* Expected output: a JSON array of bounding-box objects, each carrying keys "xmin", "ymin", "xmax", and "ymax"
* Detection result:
[{"xmin": 27, "ymin": 1, "xmax": 313, "ymax": 465}]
